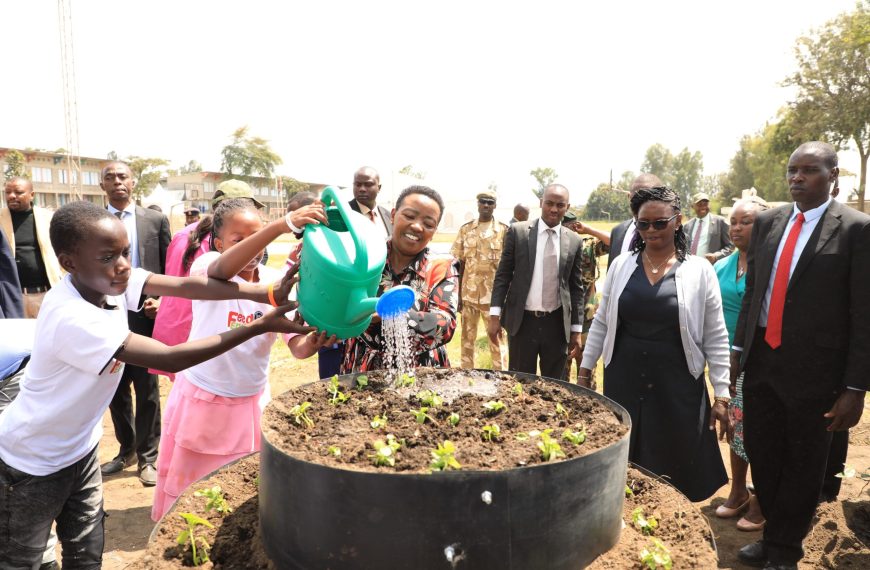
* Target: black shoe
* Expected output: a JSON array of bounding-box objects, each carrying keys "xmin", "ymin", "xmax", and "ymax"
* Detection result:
[
  {"xmin": 738, "ymin": 541, "xmax": 768, "ymax": 568},
  {"xmin": 101, "ymin": 452, "xmax": 136, "ymax": 475},
  {"xmin": 763, "ymin": 565, "xmax": 797, "ymax": 570},
  {"xmin": 138, "ymin": 463, "xmax": 157, "ymax": 486},
  {"xmin": 39, "ymin": 561, "xmax": 60, "ymax": 570}
]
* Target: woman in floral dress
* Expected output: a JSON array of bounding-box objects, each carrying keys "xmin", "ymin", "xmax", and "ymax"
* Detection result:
[{"xmin": 342, "ymin": 186, "xmax": 458, "ymax": 373}]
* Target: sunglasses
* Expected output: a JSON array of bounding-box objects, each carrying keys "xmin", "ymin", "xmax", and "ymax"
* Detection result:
[
  {"xmin": 635, "ymin": 213, "xmax": 679, "ymax": 231},
  {"xmin": 478, "ymin": 199, "xmax": 496, "ymax": 205}
]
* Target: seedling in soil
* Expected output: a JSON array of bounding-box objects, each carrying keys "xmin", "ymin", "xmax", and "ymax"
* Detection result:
[
  {"xmin": 398, "ymin": 373, "xmax": 416, "ymax": 387},
  {"xmin": 625, "ymin": 485, "xmax": 635, "ymax": 497},
  {"xmin": 562, "ymin": 426, "xmax": 587, "ymax": 445},
  {"xmin": 194, "ymin": 485, "xmax": 232, "ymax": 516},
  {"xmin": 514, "ymin": 431, "xmax": 534, "ymax": 441},
  {"xmin": 328, "ymin": 376, "xmax": 351, "ymax": 405},
  {"xmin": 555, "ymin": 402, "xmax": 570, "ymax": 420},
  {"xmin": 355, "ymin": 375, "xmax": 369, "ymax": 389},
  {"xmin": 631, "ymin": 507, "xmax": 659, "ymax": 535},
  {"xmin": 370, "ymin": 413, "xmax": 388, "ymax": 429},
  {"xmin": 639, "ymin": 538, "xmax": 672, "ymax": 569},
  {"xmin": 430, "ymin": 440, "xmax": 462, "ymax": 471},
  {"xmin": 512, "ymin": 382, "xmax": 524, "ymax": 397},
  {"xmin": 482, "ymin": 400, "xmax": 507, "ymax": 415},
  {"xmin": 416, "ymin": 389, "xmax": 443, "ymax": 408},
  {"xmin": 290, "ymin": 401, "xmax": 314, "ymax": 428},
  {"xmin": 481, "ymin": 424, "xmax": 501, "ymax": 442},
  {"xmin": 327, "ymin": 445, "xmax": 342, "ymax": 457},
  {"xmin": 836, "ymin": 463, "xmax": 870, "ymax": 496},
  {"xmin": 176, "ymin": 512, "xmax": 213, "ymax": 566},
  {"xmin": 448, "ymin": 412, "xmax": 460, "ymax": 426},
  {"xmin": 369, "ymin": 434, "xmax": 401, "ymax": 467},
  {"xmin": 536, "ymin": 429, "xmax": 565, "ymax": 462},
  {"xmin": 410, "ymin": 407, "xmax": 435, "ymax": 424}
]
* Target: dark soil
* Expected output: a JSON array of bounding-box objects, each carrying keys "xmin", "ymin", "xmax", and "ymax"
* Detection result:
[{"xmin": 261, "ymin": 368, "xmax": 628, "ymax": 472}]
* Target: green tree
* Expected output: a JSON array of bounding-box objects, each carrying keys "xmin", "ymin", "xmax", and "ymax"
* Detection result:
[
  {"xmin": 107, "ymin": 150, "xmax": 118, "ymax": 160},
  {"xmin": 280, "ymin": 176, "xmax": 310, "ymax": 200},
  {"xmin": 640, "ymin": 144, "xmax": 704, "ymax": 207},
  {"xmin": 640, "ymin": 144, "xmax": 675, "ymax": 186},
  {"xmin": 584, "ymin": 183, "xmax": 632, "ymax": 220},
  {"xmin": 785, "ymin": 2, "xmax": 870, "ymax": 209},
  {"xmin": 126, "ymin": 156, "xmax": 170, "ymax": 200},
  {"xmin": 720, "ymin": 137, "xmax": 755, "ymax": 204},
  {"xmin": 398, "ymin": 165, "xmax": 426, "ymax": 179},
  {"xmin": 530, "ymin": 167, "xmax": 558, "ymax": 199},
  {"xmin": 220, "ymin": 126, "xmax": 283, "ymax": 181},
  {"xmin": 3, "ymin": 149, "xmax": 28, "ymax": 179},
  {"xmin": 180, "ymin": 160, "xmax": 202, "ymax": 174}
]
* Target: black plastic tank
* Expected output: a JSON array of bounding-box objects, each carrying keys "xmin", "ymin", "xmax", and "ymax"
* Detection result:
[{"xmin": 259, "ymin": 371, "xmax": 631, "ymax": 570}]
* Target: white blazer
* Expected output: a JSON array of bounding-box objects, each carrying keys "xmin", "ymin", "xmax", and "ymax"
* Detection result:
[{"xmin": 580, "ymin": 251, "xmax": 731, "ymax": 397}]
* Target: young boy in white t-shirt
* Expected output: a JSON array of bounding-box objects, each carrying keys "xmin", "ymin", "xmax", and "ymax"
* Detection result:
[{"xmin": 0, "ymin": 201, "xmax": 312, "ymax": 569}]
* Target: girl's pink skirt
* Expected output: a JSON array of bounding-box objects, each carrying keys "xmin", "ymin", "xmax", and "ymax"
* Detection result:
[{"xmin": 151, "ymin": 372, "xmax": 269, "ymax": 521}]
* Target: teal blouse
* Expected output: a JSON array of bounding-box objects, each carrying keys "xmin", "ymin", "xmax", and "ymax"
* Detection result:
[{"xmin": 713, "ymin": 253, "xmax": 745, "ymax": 347}]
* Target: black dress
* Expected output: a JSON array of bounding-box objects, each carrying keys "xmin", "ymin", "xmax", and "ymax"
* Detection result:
[{"xmin": 604, "ymin": 257, "xmax": 727, "ymax": 501}]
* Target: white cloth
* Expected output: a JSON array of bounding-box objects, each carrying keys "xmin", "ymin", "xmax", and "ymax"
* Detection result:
[
  {"xmin": 692, "ymin": 215, "xmax": 711, "ymax": 256},
  {"xmin": 580, "ymin": 252, "xmax": 731, "ymax": 398},
  {"xmin": 182, "ymin": 251, "xmax": 280, "ymax": 397},
  {"xmin": 0, "ymin": 269, "xmax": 149, "ymax": 475},
  {"xmin": 760, "ymin": 198, "xmax": 832, "ymax": 326},
  {"xmin": 525, "ymin": 221, "xmax": 562, "ymax": 312},
  {"xmin": 108, "ymin": 203, "xmax": 141, "ymax": 268},
  {"xmin": 620, "ymin": 220, "xmax": 637, "ymax": 255},
  {"xmin": 357, "ymin": 203, "xmax": 390, "ymax": 240}
]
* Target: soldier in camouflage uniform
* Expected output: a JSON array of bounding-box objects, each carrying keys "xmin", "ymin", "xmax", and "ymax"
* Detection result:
[
  {"xmin": 450, "ymin": 191, "xmax": 508, "ymax": 370},
  {"xmin": 561, "ymin": 211, "xmax": 611, "ymax": 386}
]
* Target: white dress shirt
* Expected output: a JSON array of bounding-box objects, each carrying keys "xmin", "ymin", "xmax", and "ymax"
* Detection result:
[
  {"xmin": 525, "ymin": 221, "xmax": 562, "ymax": 311},
  {"xmin": 691, "ymin": 215, "xmax": 711, "ymax": 256},
  {"xmin": 108, "ymin": 204, "xmax": 140, "ymax": 268},
  {"xmin": 621, "ymin": 220, "xmax": 636, "ymax": 255},
  {"xmin": 760, "ymin": 198, "xmax": 832, "ymax": 326},
  {"xmin": 357, "ymin": 203, "xmax": 390, "ymax": 240}
]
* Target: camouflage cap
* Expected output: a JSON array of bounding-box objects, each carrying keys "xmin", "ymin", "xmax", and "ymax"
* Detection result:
[{"xmin": 212, "ymin": 179, "xmax": 265, "ymax": 209}]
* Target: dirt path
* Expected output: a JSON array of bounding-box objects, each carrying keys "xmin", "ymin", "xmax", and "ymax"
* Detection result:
[{"xmin": 97, "ymin": 369, "xmax": 870, "ymax": 569}]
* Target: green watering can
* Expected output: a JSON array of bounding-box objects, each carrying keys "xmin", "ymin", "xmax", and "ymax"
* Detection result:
[{"xmin": 297, "ymin": 187, "xmax": 413, "ymax": 339}]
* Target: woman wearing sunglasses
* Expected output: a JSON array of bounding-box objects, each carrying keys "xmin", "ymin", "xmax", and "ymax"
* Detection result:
[{"xmin": 579, "ymin": 186, "xmax": 730, "ymax": 501}]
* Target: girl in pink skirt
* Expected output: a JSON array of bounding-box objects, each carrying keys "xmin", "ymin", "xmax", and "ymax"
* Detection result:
[{"xmin": 151, "ymin": 197, "xmax": 331, "ymax": 521}]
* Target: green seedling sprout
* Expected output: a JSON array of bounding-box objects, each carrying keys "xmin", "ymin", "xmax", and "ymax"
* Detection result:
[
  {"xmin": 536, "ymin": 428, "xmax": 565, "ymax": 462},
  {"xmin": 625, "ymin": 485, "xmax": 635, "ymax": 497},
  {"xmin": 512, "ymin": 382, "xmax": 524, "ymax": 397},
  {"xmin": 327, "ymin": 376, "xmax": 350, "ymax": 405},
  {"xmin": 369, "ymin": 434, "xmax": 401, "ymax": 467},
  {"xmin": 410, "ymin": 406, "xmax": 435, "ymax": 424},
  {"xmin": 399, "ymin": 373, "xmax": 416, "ymax": 387},
  {"xmin": 836, "ymin": 463, "xmax": 870, "ymax": 496},
  {"xmin": 555, "ymin": 402, "xmax": 570, "ymax": 419},
  {"xmin": 290, "ymin": 401, "xmax": 314, "ymax": 428},
  {"xmin": 481, "ymin": 424, "xmax": 501, "ymax": 442},
  {"xmin": 416, "ymin": 389, "xmax": 443, "ymax": 408},
  {"xmin": 430, "ymin": 440, "xmax": 461, "ymax": 471},
  {"xmin": 631, "ymin": 507, "xmax": 659, "ymax": 536},
  {"xmin": 448, "ymin": 412, "xmax": 460, "ymax": 426},
  {"xmin": 370, "ymin": 413, "xmax": 388, "ymax": 429},
  {"xmin": 194, "ymin": 485, "xmax": 232, "ymax": 516},
  {"xmin": 176, "ymin": 512, "xmax": 213, "ymax": 566},
  {"xmin": 327, "ymin": 445, "xmax": 342, "ymax": 457},
  {"xmin": 639, "ymin": 538, "xmax": 672, "ymax": 569},
  {"xmin": 482, "ymin": 400, "xmax": 506, "ymax": 415},
  {"xmin": 562, "ymin": 426, "xmax": 587, "ymax": 445},
  {"xmin": 515, "ymin": 432, "xmax": 531, "ymax": 441},
  {"xmin": 355, "ymin": 375, "xmax": 369, "ymax": 389}
]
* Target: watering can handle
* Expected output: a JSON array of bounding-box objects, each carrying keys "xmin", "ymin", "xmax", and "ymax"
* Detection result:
[{"xmin": 320, "ymin": 186, "xmax": 369, "ymax": 271}]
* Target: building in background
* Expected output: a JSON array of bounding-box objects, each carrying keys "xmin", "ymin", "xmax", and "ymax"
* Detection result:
[{"xmin": 0, "ymin": 147, "xmax": 108, "ymax": 209}]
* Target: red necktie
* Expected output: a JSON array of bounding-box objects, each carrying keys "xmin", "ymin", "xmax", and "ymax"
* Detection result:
[
  {"xmin": 690, "ymin": 218, "xmax": 703, "ymax": 255},
  {"xmin": 765, "ymin": 212, "xmax": 805, "ymax": 349},
  {"xmin": 368, "ymin": 210, "xmax": 375, "ymax": 222}
]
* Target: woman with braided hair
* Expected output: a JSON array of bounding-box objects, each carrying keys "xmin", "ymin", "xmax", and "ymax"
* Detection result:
[{"xmin": 579, "ymin": 186, "xmax": 730, "ymax": 501}]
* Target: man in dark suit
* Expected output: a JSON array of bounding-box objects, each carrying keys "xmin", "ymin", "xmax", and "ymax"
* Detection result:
[
  {"xmin": 733, "ymin": 142, "xmax": 870, "ymax": 569},
  {"xmin": 349, "ymin": 166, "xmax": 393, "ymax": 240},
  {"xmin": 487, "ymin": 184, "xmax": 584, "ymax": 378},
  {"xmin": 607, "ymin": 173, "xmax": 662, "ymax": 268},
  {"xmin": 684, "ymin": 192, "xmax": 734, "ymax": 263},
  {"xmin": 99, "ymin": 161, "xmax": 171, "ymax": 486}
]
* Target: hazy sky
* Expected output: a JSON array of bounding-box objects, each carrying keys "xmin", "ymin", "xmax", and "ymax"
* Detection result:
[{"xmin": 1, "ymin": 0, "xmax": 861, "ymax": 205}]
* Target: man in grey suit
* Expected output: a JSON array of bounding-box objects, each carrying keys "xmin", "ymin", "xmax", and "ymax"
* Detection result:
[
  {"xmin": 733, "ymin": 142, "xmax": 870, "ymax": 569},
  {"xmin": 607, "ymin": 173, "xmax": 662, "ymax": 268},
  {"xmin": 98, "ymin": 161, "xmax": 171, "ymax": 486},
  {"xmin": 684, "ymin": 192, "xmax": 734, "ymax": 263},
  {"xmin": 349, "ymin": 166, "xmax": 393, "ymax": 239},
  {"xmin": 487, "ymin": 184, "xmax": 584, "ymax": 378}
]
